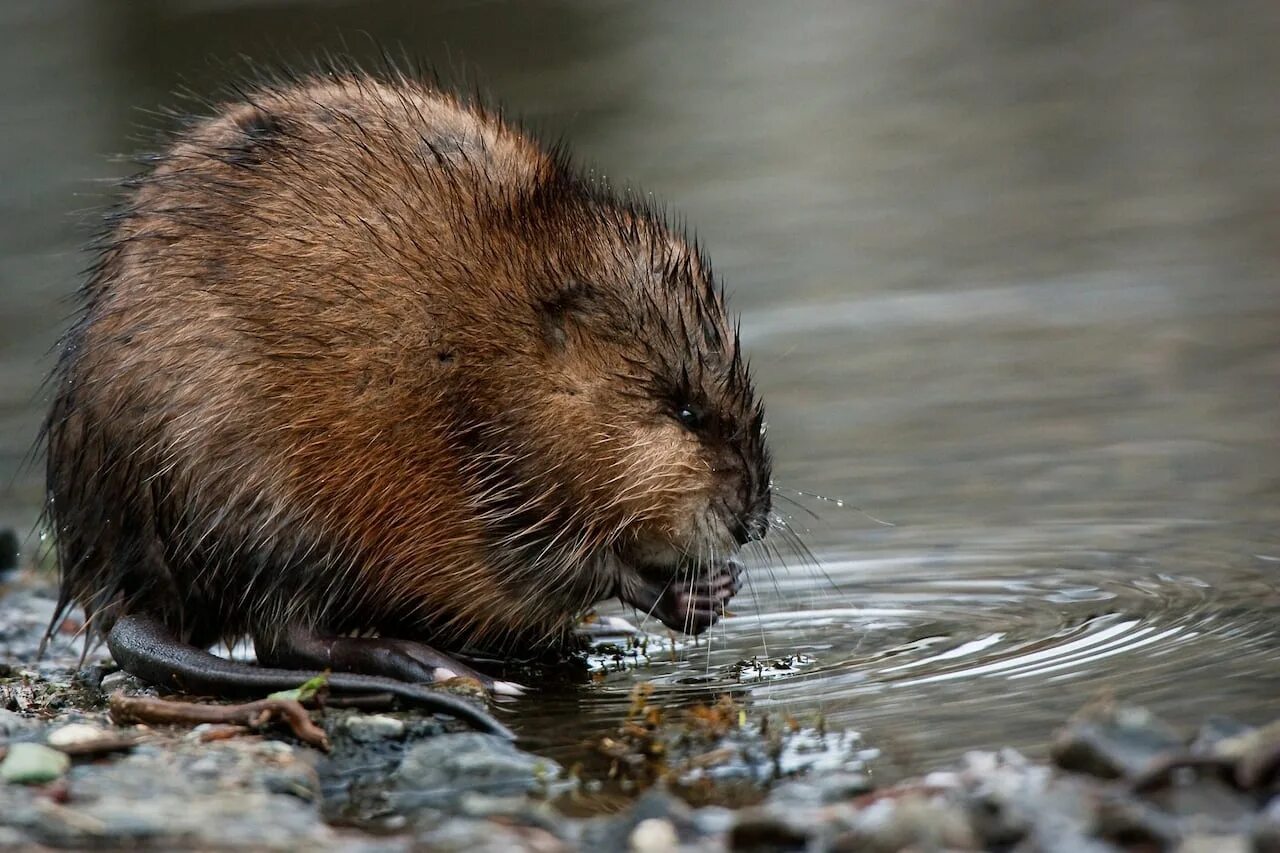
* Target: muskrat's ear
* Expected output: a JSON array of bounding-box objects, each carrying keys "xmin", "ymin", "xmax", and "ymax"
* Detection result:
[{"xmin": 538, "ymin": 281, "xmax": 599, "ymax": 351}]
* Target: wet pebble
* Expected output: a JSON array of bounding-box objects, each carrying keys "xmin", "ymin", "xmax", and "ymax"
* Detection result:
[
  {"xmin": 1093, "ymin": 792, "xmax": 1181, "ymax": 850},
  {"xmin": 415, "ymin": 816, "xmax": 568, "ymax": 852},
  {"xmin": 1, "ymin": 742, "xmax": 70, "ymax": 784},
  {"xmin": 766, "ymin": 770, "xmax": 873, "ymax": 808},
  {"xmin": 392, "ymin": 732, "xmax": 565, "ymax": 812},
  {"xmin": 832, "ymin": 793, "xmax": 978, "ymax": 852},
  {"xmin": 1051, "ymin": 702, "xmax": 1183, "ymax": 779},
  {"xmin": 99, "ymin": 670, "xmax": 147, "ymax": 694},
  {"xmin": 255, "ymin": 739, "xmax": 297, "ymax": 762},
  {"xmin": 1214, "ymin": 720, "xmax": 1280, "ymax": 788},
  {"xmin": 581, "ymin": 789, "xmax": 703, "ymax": 851},
  {"xmin": 1190, "ymin": 715, "xmax": 1255, "ymax": 755},
  {"xmin": 47, "ymin": 722, "xmax": 107, "ymax": 749},
  {"xmin": 344, "ymin": 713, "xmax": 406, "ymax": 742},
  {"xmin": 629, "ymin": 817, "xmax": 678, "ymax": 852},
  {"xmin": 1153, "ymin": 775, "xmax": 1253, "ymax": 827},
  {"xmin": 1179, "ymin": 834, "xmax": 1250, "ymax": 853},
  {"xmin": 0, "ymin": 709, "xmax": 33, "ymax": 739}
]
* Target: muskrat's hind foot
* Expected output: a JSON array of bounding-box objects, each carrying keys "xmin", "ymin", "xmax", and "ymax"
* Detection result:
[
  {"xmin": 256, "ymin": 627, "xmax": 525, "ymax": 697},
  {"xmin": 107, "ymin": 614, "xmax": 515, "ymax": 738}
]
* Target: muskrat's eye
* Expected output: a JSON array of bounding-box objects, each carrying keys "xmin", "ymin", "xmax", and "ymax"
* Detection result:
[{"xmin": 675, "ymin": 405, "xmax": 703, "ymax": 430}]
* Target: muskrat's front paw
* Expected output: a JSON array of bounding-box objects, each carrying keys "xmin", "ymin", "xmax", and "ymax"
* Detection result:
[
  {"xmin": 621, "ymin": 558, "xmax": 743, "ymax": 636},
  {"xmin": 667, "ymin": 560, "xmax": 742, "ymax": 635}
]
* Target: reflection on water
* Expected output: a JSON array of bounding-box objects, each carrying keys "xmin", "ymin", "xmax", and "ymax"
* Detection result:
[{"xmin": 2, "ymin": 0, "xmax": 1279, "ymax": 784}]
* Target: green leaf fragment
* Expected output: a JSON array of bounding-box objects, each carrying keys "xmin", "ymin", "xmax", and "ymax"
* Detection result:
[{"xmin": 268, "ymin": 672, "xmax": 329, "ymax": 702}]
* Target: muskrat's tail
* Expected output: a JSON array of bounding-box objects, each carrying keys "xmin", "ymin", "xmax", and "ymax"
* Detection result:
[{"xmin": 106, "ymin": 613, "xmax": 514, "ymax": 738}]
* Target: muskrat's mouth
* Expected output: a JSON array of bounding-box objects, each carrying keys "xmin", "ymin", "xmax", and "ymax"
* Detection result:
[{"xmin": 614, "ymin": 555, "xmax": 743, "ymax": 636}]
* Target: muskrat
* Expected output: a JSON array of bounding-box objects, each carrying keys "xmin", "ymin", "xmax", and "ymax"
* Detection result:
[{"xmin": 42, "ymin": 69, "xmax": 772, "ymax": 735}]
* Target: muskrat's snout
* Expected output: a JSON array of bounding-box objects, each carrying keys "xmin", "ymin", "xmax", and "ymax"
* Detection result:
[
  {"xmin": 612, "ymin": 465, "xmax": 768, "ymax": 635},
  {"xmin": 728, "ymin": 510, "xmax": 768, "ymax": 546},
  {"xmin": 726, "ymin": 484, "xmax": 772, "ymax": 546},
  {"xmin": 720, "ymin": 444, "xmax": 773, "ymax": 547}
]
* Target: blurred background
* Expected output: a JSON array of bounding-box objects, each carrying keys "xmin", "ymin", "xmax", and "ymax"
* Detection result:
[{"xmin": 1, "ymin": 0, "xmax": 1278, "ymax": 777}]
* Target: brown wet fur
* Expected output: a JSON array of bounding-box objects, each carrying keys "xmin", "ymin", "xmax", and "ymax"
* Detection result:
[{"xmin": 43, "ymin": 68, "xmax": 771, "ymax": 661}]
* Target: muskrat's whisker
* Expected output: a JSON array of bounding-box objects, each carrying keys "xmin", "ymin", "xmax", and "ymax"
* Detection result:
[
  {"xmin": 770, "ymin": 515, "xmax": 844, "ymax": 600},
  {"xmin": 739, "ymin": 560, "xmax": 770, "ymax": 661},
  {"xmin": 769, "ymin": 489, "xmax": 823, "ymax": 522},
  {"xmin": 635, "ymin": 573, "xmax": 677, "ymax": 635},
  {"xmin": 703, "ymin": 540, "xmax": 715, "ymax": 677},
  {"xmin": 755, "ymin": 530, "xmax": 789, "ymax": 603},
  {"xmin": 770, "ymin": 483, "xmax": 895, "ymax": 528}
]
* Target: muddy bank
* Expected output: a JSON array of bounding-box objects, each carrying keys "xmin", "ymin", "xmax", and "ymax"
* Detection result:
[{"xmin": 2, "ymin": 570, "xmax": 1278, "ymax": 851}]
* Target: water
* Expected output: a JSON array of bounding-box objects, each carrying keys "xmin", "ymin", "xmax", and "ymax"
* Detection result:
[{"xmin": 2, "ymin": 0, "xmax": 1278, "ymax": 786}]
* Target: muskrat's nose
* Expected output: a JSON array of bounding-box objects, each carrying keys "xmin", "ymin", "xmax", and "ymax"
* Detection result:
[{"xmin": 729, "ymin": 513, "xmax": 767, "ymax": 546}]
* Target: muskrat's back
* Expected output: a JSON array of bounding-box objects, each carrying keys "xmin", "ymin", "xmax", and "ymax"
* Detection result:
[{"xmin": 46, "ymin": 71, "xmax": 771, "ymax": 680}]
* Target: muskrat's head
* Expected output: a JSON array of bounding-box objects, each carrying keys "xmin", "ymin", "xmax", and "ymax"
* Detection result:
[{"xmin": 479, "ymin": 196, "xmax": 772, "ymax": 636}]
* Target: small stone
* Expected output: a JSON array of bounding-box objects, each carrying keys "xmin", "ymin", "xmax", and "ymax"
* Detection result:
[
  {"xmin": 260, "ymin": 767, "xmax": 320, "ymax": 801},
  {"xmin": 99, "ymin": 671, "xmax": 138, "ymax": 693},
  {"xmin": 1213, "ymin": 720, "xmax": 1280, "ymax": 789},
  {"xmin": 629, "ymin": 817, "xmax": 678, "ymax": 853},
  {"xmin": 1051, "ymin": 703, "xmax": 1182, "ymax": 779},
  {"xmin": 188, "ymin": 755, "xmax": 221, "ymax": 776},
  {"xmin": 253, "ymin": 740, "xmax": 296, "ymax": 764},
  {"xmin": 1, "ymin": 742, "xmax": 70, "ymax": 784},
  {"xmin": 580, "ymin": 789, "xmax": 696, "ymax": 852},
  {"xmin": 1093, "ymin": 793, "xmax": 1179, "ymax": 850},
  {"xmin": 47, "ymin": 723, "xmax": 107, "ymax": 749},
  {"xmin": 0, "ymin": 710, "xmax": 33, "ymax": 739},
  {"xmin": 458, "ymin": 791, "xmax": 545, "ymax": 820},
  {"xmin": 767, "ymin": 772, "xmax": 874, "ymax": 811},
  {"xmin": 415, "ymin": 817, "xmax": 567, "ymax": 853},
  {"xmin": 692, "ymin": 806, "xmax": 735, "ymax": 836},
  {"xmin": 1190, "ymin": 716, "xmax": 1254, "ymax": 755},
  {"xmin": 1155, "ymin": 776, "xmax": 1251, "ymax": 826},
  {"xmin": 392, "ymin": 733, "xmax": 565, "ymax": 810},
  {"xmin": 343, "ymin": 713, "xmax": 406, "ymax": 742},
  {"xmin": 1176, "ymin": 834, "xmax": 1249, "ymax": 853},
  {"xmin": 764, "ymin": 780, "xmax": 822, "ymax": 809},
  {"xmin": 957, "ymin": 749, "xmax": 1054, "ymax": 846},
  {"xmin": 74, "ymin": 665, "xmax": 108, "ymax": 693},
  {"xmin": 834, "ymin": 793, "xmax": 978, "ymax": 853}
]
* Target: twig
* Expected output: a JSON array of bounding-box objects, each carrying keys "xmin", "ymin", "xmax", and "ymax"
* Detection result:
[{"xmin": 108, "ymin": 691, "xmax": 330, "ymax": 750}]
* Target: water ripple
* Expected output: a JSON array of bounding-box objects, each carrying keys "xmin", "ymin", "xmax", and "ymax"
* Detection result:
[{"xmin": 524, "ymin": 524, "xmax": 1280, "ymax": 779}]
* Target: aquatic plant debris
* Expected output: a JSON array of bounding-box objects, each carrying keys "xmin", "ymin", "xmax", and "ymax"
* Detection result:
[{"xmin": 585, "ymin": 682, "xmax": 870, "ymax": 804}]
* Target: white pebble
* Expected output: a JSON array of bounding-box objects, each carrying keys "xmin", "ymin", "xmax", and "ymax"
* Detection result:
[
  {"xmin": 47, "ymin": 723, "xmax": 106, "ymax": 748},
  {"xmin": 344, "ymin": 714, "xmax": 405, "ymax": 741},
  {"xmin": 629, "ymin": 817, "xmax": 678, "ymax": 853}
]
